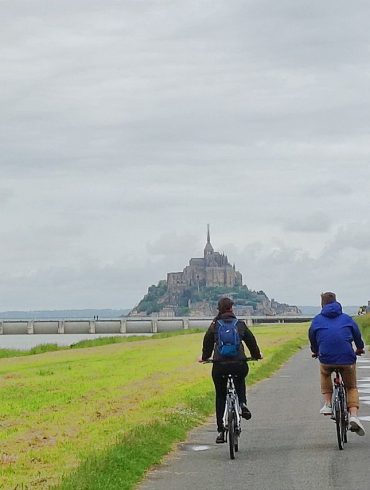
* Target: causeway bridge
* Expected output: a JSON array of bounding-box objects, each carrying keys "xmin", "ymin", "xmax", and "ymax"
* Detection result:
[{"xmin": 0, "ymin": 315, "xmax": 313, "ymax": 335}]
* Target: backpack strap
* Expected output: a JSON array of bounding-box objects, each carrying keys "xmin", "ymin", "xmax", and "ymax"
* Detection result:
[{"xmin": 216, "ymin": 318, "xmax": 238, "ymax": 329}]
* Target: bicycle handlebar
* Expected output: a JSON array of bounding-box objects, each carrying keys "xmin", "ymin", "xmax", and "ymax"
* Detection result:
[
  {"xmin": 312, "ymin": 350, "xmax": 365, "ymax": 359},
  {"xmin": 202, "ymin": 357, "xmax": 260, "ymax": 363}
]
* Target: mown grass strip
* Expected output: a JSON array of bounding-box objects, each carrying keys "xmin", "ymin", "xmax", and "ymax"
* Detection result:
[
  {"xmin": 56, "ymin": 395, "xmax": 214, "ymax": 490},
  {"xmin": 56, "ymin": 334, "xmax": 308, "ymax": 490}
]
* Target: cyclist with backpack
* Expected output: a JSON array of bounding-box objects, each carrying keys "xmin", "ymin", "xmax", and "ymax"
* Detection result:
[{"xmin": 200, "ymin": 297, "xmax": 262, "ymax": 443}]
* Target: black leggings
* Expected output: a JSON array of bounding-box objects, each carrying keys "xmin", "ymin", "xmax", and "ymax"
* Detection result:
[{"xmin": 212, "ymin": 362, "xmax": 249, "ymax": 432}]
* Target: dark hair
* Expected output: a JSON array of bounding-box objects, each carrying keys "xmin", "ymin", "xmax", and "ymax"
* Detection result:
[
  {"xmin": 217, "ymin": 297, "xmax": 234, "ymax": 314},
  {"xmin": 321, "ymin": 291, "xmax": 336, "ymax": 307}
]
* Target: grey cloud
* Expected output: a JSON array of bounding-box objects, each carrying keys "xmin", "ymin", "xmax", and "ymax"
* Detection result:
[
  {"xmin": 0, "ymin": 187, "xmax": 13, "ymax": 205},
  {"xmin": 1, "ymin": 1, "xmax": 370, "ymax": 309},
  {"xmin": 146, "ymin": 232, "xmax": 201, "ymax": 259},
  {"xmin": 323, "ymin": 223, "xmax": 370, "ymax": 253},
  {"xmin": 303, "ymin": 180, "xmax": 354, "ymax": 198},
  {"xmin": 228, "ymin": 238, "xmax": 370, "ymax": 305},
  {"xmin": 0, "ymin": 255, "xmax": 179, "ymax": 310},
  {"xmin": 234, "ymin": 1, "xmax": 370, "ymax": 69},
  {"xmin": 282, "ymin": 212, "xmax": 332, "ymax": 233}
]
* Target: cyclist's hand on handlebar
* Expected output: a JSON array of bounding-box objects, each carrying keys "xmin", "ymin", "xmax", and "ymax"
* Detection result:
[
  {"xmin": 311, "ymin": 353, "xmax": 318, "ymax": 358},
  {"xmin": 198, "ymin": 356, "xmax": 213, "ymax": 363},
  {"xmin": 356, "ymin": 348, "xmax": 365, "ymax": 356}
]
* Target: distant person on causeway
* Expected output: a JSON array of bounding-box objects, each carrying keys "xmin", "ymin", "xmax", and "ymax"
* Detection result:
[
  {"xmin": 200, "ymin": 297, "xmax": 262, "ymax": 443},
  {"xmin": 309, "ymin": 291, "xmax": 365, "ymax": 436}
]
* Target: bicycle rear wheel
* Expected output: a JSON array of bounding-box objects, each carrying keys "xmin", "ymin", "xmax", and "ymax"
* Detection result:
[
  {"xmin": 341, "ymin": 410, "xmax": 347, "ymax": 444},
  {"xmin": 234, "ymin": 417, "xmax": 239, "ymax": 453},
  {"xmin": 340, "ymin": 390, "xmax": 348, "ymax": 444},
  {"xmin": 228, "ymin": 411, "xmax": 235, "ymax": 459},
  {"xmin": 335, "ymin": 398, "xmax": 344, "ymax": 450},
  {"xmin": 235, "ymin": 433, "xmax": 239, "ymax": 453}
]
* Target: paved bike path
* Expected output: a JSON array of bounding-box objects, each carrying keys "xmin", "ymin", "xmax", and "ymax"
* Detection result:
[{"xmin": 138, "ymin": 347, "xmax": 370, "ymax": 490}]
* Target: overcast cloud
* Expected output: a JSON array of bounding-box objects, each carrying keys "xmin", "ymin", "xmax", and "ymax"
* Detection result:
[{"xmin": 1, "ymin": 0, "xmax": 370, "ymax": 310}]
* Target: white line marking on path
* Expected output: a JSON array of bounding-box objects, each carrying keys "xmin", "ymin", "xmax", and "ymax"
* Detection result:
[
  {"xmin": 359, "ymin": 416, "xmax": 370, "ymax": 422},
  {"xmin": 191, "ymin": 446, "xmax": 210, "ymax": 451}
]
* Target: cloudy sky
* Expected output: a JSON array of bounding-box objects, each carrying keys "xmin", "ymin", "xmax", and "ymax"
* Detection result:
[{"xmin": 1, "ymin": 0, "xmax": 370, "ymax": 310}]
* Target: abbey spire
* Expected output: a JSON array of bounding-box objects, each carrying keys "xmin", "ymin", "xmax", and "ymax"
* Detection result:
[{"xmin": 204, "ymin": 224, "xmax": 214, "ymax": 257}]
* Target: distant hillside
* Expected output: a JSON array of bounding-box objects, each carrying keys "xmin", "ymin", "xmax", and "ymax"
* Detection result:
[
  {"xmin": 297, "ymin": 306, "xmax": 321, "ymax": 316},
  {"xmin": 131, "ymin": 282, "xmax": 301, "ymax": 317},
  {"xmin": 0, "ymin": 309, "xmax": 131, "ymax": 320},
  {"xmin": 298, "ymin": 305, "xmax": 360, "ymax": 316}
]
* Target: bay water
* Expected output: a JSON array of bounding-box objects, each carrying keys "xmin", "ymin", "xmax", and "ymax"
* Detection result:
[{"xmin": 0, "ymin": 333, "xmax": 150, "ymax": 351}]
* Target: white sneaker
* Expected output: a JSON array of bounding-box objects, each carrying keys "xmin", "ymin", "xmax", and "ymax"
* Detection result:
[
  {"xmin": 320, "ymin": 403, "xmax": 332, "ymax": 415},
  {"xmin": 349, "ymin": 416, "xmax": 365, "ymax": 436}
]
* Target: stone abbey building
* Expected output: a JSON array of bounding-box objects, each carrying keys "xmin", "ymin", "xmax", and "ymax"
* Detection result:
[
  {"xmin": 131, "ymin": 226, "xmax": 301, "ymax": 317},
  {"xmin": 167, "ymin": 226, "xmax": 242, "ymax": 303}
]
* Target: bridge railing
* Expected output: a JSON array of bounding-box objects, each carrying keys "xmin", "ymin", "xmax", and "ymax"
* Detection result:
[{"xmin": 0, "ymin": 316, "xmax": 313, "ymax": 335}]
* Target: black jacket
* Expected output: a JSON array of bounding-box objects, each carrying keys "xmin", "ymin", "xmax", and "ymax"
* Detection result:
[{"xmin": 201, "ymin": 312, "xmax": 261, "ymax": 362}]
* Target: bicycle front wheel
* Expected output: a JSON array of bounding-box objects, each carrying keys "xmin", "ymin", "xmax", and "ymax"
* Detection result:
[{"xmin": 228, "ymin": 411, "xmax": 235, "ymax": 460}]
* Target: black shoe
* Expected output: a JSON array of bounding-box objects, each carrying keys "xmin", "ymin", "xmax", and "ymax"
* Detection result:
[
  {"xmin": 241, "ymin": 403, "xmax": 252, "ymax": 420},
  {"xmin": 216, "ymin": 431, "xmax": 225, "ymax": 443}
]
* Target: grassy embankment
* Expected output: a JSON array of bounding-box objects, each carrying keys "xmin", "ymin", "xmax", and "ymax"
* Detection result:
[
  {"xmin": 0, "ymin": 324, "xmax": 310, "ymax": 489},
  {"xmin": 0, "ymin": 331, "xmax": 199, "ymax": 359},
  {"xmin": 356, "ymin": 313, "xmax": 370, "ymax": 345}
]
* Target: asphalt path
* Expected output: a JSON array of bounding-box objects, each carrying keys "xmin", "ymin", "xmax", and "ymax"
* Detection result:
[{"xmin": 138, "ymin": 347, "xmax": 370, "ymax": 490}]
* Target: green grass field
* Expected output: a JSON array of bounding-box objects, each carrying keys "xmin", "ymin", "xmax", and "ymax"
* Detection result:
[
  {"xmin": 0, "ymin": 324, "xmax": 309, "ymax": 489},
  {"xmin": 356, "ymin": 313, "xmax": 370, "ymax": 344}
]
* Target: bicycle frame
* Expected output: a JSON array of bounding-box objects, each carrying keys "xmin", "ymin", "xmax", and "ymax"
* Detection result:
[
  {"xmin": 222, "ymin": 375, "xmax": 241, "ymax": 430},
  {"xmin": 202, "ymin": 357, "xmax": 257, "ymax": 459},
  {"xmin": 222, "ymin": 374, "xmax": 242, "ymax": 459}
]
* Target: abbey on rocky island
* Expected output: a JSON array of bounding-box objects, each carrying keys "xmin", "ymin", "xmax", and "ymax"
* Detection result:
[
  {"xmin": 130, "ymin": 226, "xmax": 302, "ymax": 317},
  {"xmin": 167, "ymin": 225, "xmax": 242, "ymax": 303}
]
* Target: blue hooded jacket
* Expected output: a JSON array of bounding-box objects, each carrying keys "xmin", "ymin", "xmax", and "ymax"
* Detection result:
[{"xmin": 308, "ymin": 301, "xmax": 364, "ymax": 365}]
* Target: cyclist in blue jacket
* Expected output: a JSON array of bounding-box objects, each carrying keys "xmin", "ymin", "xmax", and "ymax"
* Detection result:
[{"xmin": 309, "ymin": 292, "xmax": 365, "ymax": 436}]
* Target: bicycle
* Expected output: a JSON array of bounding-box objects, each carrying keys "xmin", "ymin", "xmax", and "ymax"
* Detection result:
[
  {"xmin": 313, "ymin": 351, "xmax": 365, "ymax": 449},
  {"xmin": 223, "ymin": 372, "xmax": 241, "ymax": 459},
  {"xmin": 204, "ymin": 357, "xmax": 256, "ymax": 459},
  {"xmin": 312, "ymin": 355, "xmax": 349, "ymax": 450},
  {"xmin": 331, "ymin": 369, "xmax": 348, "ymax": 450}
]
